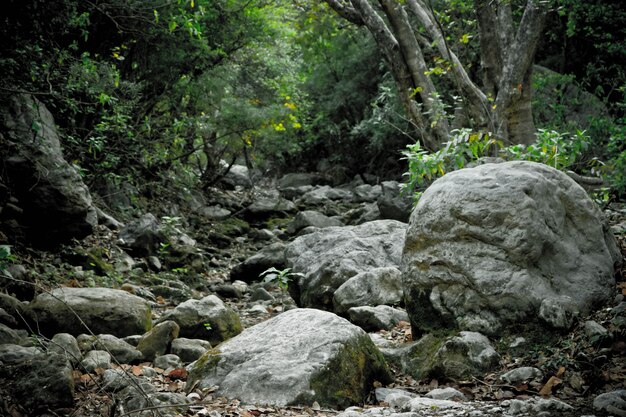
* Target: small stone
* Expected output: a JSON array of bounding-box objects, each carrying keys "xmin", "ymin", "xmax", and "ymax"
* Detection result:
[{"xmin": 154, "ymin": 353, "xmax": 182, "ymax": 370}]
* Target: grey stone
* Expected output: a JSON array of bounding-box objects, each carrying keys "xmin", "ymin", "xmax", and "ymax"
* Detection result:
[
  {"xmin": 507, "ymin": 397, "xmax": 573, "ymax": 414},
  {"xmin": 246, "ymin": 194, "xmax": 296, "ymax": 218},
  {"xmin": 278, "ymin": 173, "xmax": 325, "ymax": 189},
  {"xmin": 402, "ymin": 161, "xmax": 621, "ymax": 337},
  {"xmin": 250, "ymin": 287, "xmax": 275, "ymax": 302},
  {"xmin": 432, "ymin": 331, "xmax": 500, "ymax": 380},
  {"xmin": 118, "ymin": 213, "xmax": 167, "ymax": 257},
  {"xmin": 48, "ymin": 333, "xmax": 82, "ymax": 365},
  {"xmin": 102, "ymin": 368, "xmax": 141, "ymax": 392},
  {"xmin": 348, "ymin": 305, "xmax": 409, "ymax": 332},
  {"xmin": 136, "ymin": 320, "xmax": 180, "ymax": 361},
  {"xmin": 81, "ymin": 350, "xmax": 112, "ymax": 372},
  {"xmin": 120, "ymin": 388, "xmax": 189, "ymax": 417},
  {"xmin": 593, "ymin": 390, "xmax": 626, "ymax": 414},
  {"xmin": 0, "ymin": 344, "xmax": 42, "ymax": 365},
  {"xmin": 377, "ymin": 181, "xmax": 413, "ymax": 222},
  {"xmin": 156, "ymin": 295, "xmax": 242, "ymax": 345},
  {"xmin": 78, "ymin": 334, "xmax": 143, "ymax": 364},
  {"xmin": 199, "ymin": 205, "xmax": 231, "ymax": 220},
  {"xmin": 333, "ymin": 267, "xmax": 404, "ymax": 314},
  {"xmin": 286, "ymin": 220, "xmax": 406, "ymax": 311},
  {"xmin": 287, "ymin": 210, "xmax": 344, "ymax": 235},
  {"xmin": 11, "ymin": 353, "xmax": 75, "ymax": 412},
  {"xmin": 28, "ymin": 287, "xmax": 151, "ymax": 337},
  {"xmin": 0, "ymin": 93, "xmax": 97, "ymax": 245},
  {"xmin": 0, "ymin": 322, "xmax": 24, "ymax": 345},
  {"xmin": 0, "ymin": 307, "xmax": 17, "ymax": 327},
  {"xmin": 220, "ymin": 162, "xmax": 252, "ymax": 189},
  {"xmin": 353, "ymin": 184, "xmax": 382, "ymax": 203},
  {"xmin": 300, "ymin": 185, "xmax": 353, "ymax": 205},
  {"xmin": 186, "ymin": 308, "xmax": 391, "ymax": 408},
  {"xmin": 425, "ymin": 387, "xmax": 467, "ymax": 401},
  {"xmin": 170, "ymin": 338, "xmax": 212, "ymax": 363},
  {"xmin": 154, "ymin": 353, "xmax": 182, "ymax": 370},
  {"xmin": 230, "ymin": 242, "xmax": 287, "ymax": 282},
  {"xmin": 500, "ymin": 367, "xmax": 543, "ymax": 385},
  {"xmin": 407, "ymin": 397, "xmax": 466, "ymax": 413}
]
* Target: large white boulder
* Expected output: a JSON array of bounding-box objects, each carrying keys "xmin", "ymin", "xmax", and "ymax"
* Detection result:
[{"xmin": 402, "ymin": 161, "xmax": 621, "ymax": 336}]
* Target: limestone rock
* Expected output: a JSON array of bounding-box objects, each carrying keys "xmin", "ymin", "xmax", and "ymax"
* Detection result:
[
  {"xmin": 171, "ymin": 338, "xmax": 212, "ymax": 363},
  {"xmin": 432, "ymin": 331, "xmax": 499, "ymax": 380},
  {"xmin": 78, "ymin": 334, "xmax": 143, "ymax": 364},
  {"xmin": 48, "ymin": 333, "xmax": 82, "ymax": 365},
  {"xmin": 28, "ymin": 287, "xmax": 151, "ymax": 337},
  {"xmin": 402, "ymin": 161, "xmax": 621, "ymax": 337},
  {"xmin": 156, "ymin": 295, "xmax": 242, "ymax": 345},
  {"xmin": 118, "ymin": 213, "xmax": 167, "ymax": 257},
  {"xmin": 230, "ymin": 242, "xmax": 286, "ymax": 283},
  {"xmin": 0, "ymin": 94, "xmax": 97, "ymax": 245},
  {"xmin": 11, "ymin": 353, "xmax": 75, "ymax": 412},
  {"xmin": 333, "ymin": 267, "xmax": 403, "ymax": 314},
  {"xmin": 377, "ymin": 181, "xmax": 413, "ymax": 222},
  {"xmin": 81, "ymin": 350, "xmax": 112, "ymax": 372},
  {"xmin": 136, "ymin": 320, "xmax": 180, "ymax": 361},
  {"xmin": 286, "ymin": 220, "xmax": 406, "ymax": 311},
  {"xmin": 347, "ymin": 305, "xmax": 408, "ymax": 332},
  {"xmin": 286, "ymin": 210, "xmax": 344, "ymax": 235},
  {"xmin": 186, "ymin": 308, "xmax": 392, "ymax": 408}
]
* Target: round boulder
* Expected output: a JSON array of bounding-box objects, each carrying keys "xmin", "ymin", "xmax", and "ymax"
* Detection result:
[{"xmin": 402, "ymin": 161, "xmax": 621, "ymax": 337}]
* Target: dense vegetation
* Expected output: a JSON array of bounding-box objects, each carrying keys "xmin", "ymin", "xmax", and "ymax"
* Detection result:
[{"xmin": 1, "ymin": 0, "xmax": 625, "ymax": 203}]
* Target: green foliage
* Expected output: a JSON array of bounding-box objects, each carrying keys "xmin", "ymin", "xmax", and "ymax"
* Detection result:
[
  {"xmin": 0, "ymin": 245, "xmax": 15, "ymax": 271},
  {"xmin": 402, "ymin": 128, "xmax": 593, "ymax": 199},
  {"xmin": 502, "ymin": 129, "xmax": 591, "ymax": 171},
  {"xmin": 401, "ymin": 129, "xmax": 502, "ymax": 197},
  {"xmin": 259, "ymin": 267, "xmax": 304, "ymax": 290}
]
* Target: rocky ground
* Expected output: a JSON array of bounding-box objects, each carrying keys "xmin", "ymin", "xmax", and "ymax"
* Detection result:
[{"xmin": 1, "ymin": 176, "xmax": 625, "ymax": 417}]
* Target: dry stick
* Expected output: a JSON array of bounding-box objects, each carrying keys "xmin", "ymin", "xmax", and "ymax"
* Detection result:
[{"xmin": 1, "ymin": 273, "xmax": 165, "ymax": 417}]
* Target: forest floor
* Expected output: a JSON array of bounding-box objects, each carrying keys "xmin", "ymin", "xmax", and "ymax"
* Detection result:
[{"xmin": 1, "ymin": 189, "xmax": 625, "ymax": 417}]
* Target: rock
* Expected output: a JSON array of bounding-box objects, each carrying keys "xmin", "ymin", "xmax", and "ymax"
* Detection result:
[
  {"xmin": 186, "ymin": 308, "xmax": 392, "ymax": 408},
  {"xmin": 154, "ymin": 353, "xmax": 182, "ymax": 370},
  {"xmin": 0, "ymin": 93, "xmax": 97, "ymax": 245},
  {"xmin": 333, "ymin": 267, "xmax": 404, "ymax": 314},
  {"xmin": 300, "ymin": 185, "xmax": 353, "ymax": 205},
  {"xmin": 81, "ymin": 350, "xmax": 112, "ymax": 372},
  {"xmin": 425, "ymin": 387, "xmax": 467, "ymax": 401},
  {"xmin": 156, "ymin": 295, "xmax": 242, "ymax": 345},
  {"xmin": 278, "ymin": 173, "xmax": 325, "ymax": 189},
  {"xmin": 374, "ymin": 387, "xmax": 418, "ymax": 403},
  {"xmin": 348, "ymin": 306, "xmax": 409, "ymax": 332},
  {"xmin": 1, "ymin": 264, "xmax": 35, "ymax": 300},
  {"xmin": 170, "ymin": 338, "xmax": 212, "ymax": 363},
  {"xmin": 402, "ymin": 161, "xmax": 621, "ymax": 337},
  {"xmin": 28, "ymin": 287, "xmax": 151, "ymax": 337},
  {"xmin": 286, "ymin": 220, "xmax": 406, "ymax": 311},
  {"xmin": 96, "ymin": 207, "xmax": 123, "ymax": 230},
  {"xmin": 119, "ymin": 385, "xmax": 189, "ymax": 417},
  {"xmin": 0, "ymin": 307, "xmax": 17, "ymax": 327},
  {"xmin": 0, "ymin": 322, "xmax": 25, "ymax": 344},
  {"xmin": 11, "ymin": 353, "xmax": 75, "ymax": 412},
  {"xmin": 507, "ymin": 397, "xmax": 574, "ymax": 414},
  {"xmin": 102, "ymin": 368, "xmax": 143, "ymax": 392},
  {"xmin": 79, "ymin": 334, "xmax": 143, "ymax": 364},
  {"xmin": 344, "ymin": 202, "xmax": 381, "ymax": 225},
  {"xmin": 0, "ymin": 344, "xmax": 42, "ymax": 365},
  {"xmin": 584, "ymin": 320, "xmax": 613, "ymax": 346},
  {"xmin": 245, "ymin": 193, "xmax": 296, "ymax": 219},
  {"xmin": 407, "ymin": 397, "xmax": 466, "ymax": 413},
  {"xmin": 220, "ymin": 162, "xmax": 252, "ymax": 189},
  {"xmin": 118, "ymin": 213, "xmax": 167, "ymax": 257},
  {"xmin": 48, "ymin": 333, "xmax": 82, "ymax": 365},
  {"xmin": 230, "ymin": 242, "xmax": 286, "ymax": 283},
  {"xmin": 286, "ymin": 210, "xmax": 344, "ymax": 235},
  {"xmin": 353, "ymin": 184, "xmax": 383, "ymax": 203},
  {"xmin": 500, "ymin": 367, "xmax": 543, "ymax": 385},
  {"xmin": 432, "ymin": 331, "xmax": 500, "ymax": 380},
  {"xmin": 136, "ymin": 320, "xmax": 180, "ymax": 361},
  {"xmin": 199, "ymin": 205, "xmax": 231, "ymax": 220},
  {"xmin": 593, "ymin": 390, "xmax": 626, "ymax": 414},
  {"xmin": 377, "ymin": 181, "xmax": 413, "ymax": 222},
  {"xmin": 250, "ymin": 287, "xmax": 275, "ymax": 302}
]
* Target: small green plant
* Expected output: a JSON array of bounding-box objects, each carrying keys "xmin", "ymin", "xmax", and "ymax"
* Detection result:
[
  {"xmin": 259, "ymin": 267, "xmax": 304, "ymax": 290},
  {"xmin": 0, "ymin": 245, "xmax": 15, "ymax": 272},
  {"xmin": 203, "ymin": 323, "xmax": 212, "ymax": 331},
  {"xmin": 401, "ymin": 128, "xmax": 501, "ymax": 197}
]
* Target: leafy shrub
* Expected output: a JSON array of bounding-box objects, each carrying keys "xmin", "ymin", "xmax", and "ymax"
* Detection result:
[{"xmin": 402, "ymin": 128, "xmax": 593, "ymax": 199}]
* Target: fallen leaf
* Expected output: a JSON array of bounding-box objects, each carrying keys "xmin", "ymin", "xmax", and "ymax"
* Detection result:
[
  {"xmin": 539, "ymin": 376, "xmax": 562, "ymax": 396},
  {"xmin": 168, "ymin": 367, "xmax": 189, "ymax": 380},
  {"xmin": 131, "ymin": 365, "xmax": 143, "ymax": 376}
]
